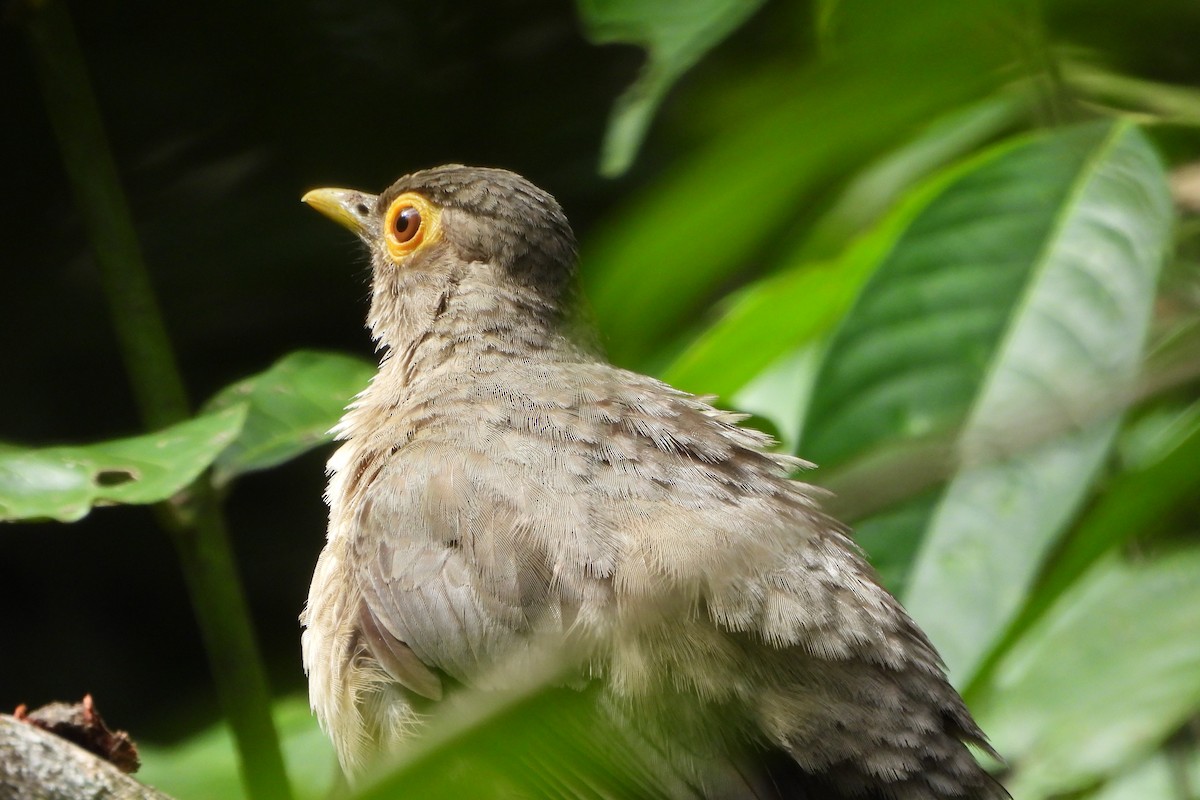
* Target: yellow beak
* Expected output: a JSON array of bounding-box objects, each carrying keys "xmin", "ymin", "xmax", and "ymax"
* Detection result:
[{"xmin": 301, "ymin": 187, "xmax": 378, "ymax": 237}]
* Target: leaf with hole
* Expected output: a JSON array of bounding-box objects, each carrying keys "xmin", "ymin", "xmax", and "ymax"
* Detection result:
[{"xmin": 0, "ymin": 405, "xmax": 247, "ymax": 523}]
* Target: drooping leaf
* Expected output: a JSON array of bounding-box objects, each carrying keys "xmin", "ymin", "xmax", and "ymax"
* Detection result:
[
  {"xmin": 0, "ymin": 405, "xmax": 247, "ymax": 523},
  {"xmin": 204, "ymin": 350, "xmax": 375, "ymax": 486},
  {"xmin": 574, "ymin": 0, "xmax": 767, "ymax": 176},
  {"xmin": 801, "ymin": 121, "xmax": 1173, "ymax": 685},
  {"xmin": 972, "ymin": 548, "xmax": 1200, "ymax": 798}
]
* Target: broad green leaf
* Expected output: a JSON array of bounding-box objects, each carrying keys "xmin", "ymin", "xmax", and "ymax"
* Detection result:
[
  {"xmin": 801, "ymin": 121, "xmax": 1172, "ymax": 684},
  {"xmin": 0, "ymin": 406, "xmax": 247, "ymax": 523},
  {"xmin": 575, "ymin": 0, "xmax": 766, "ymax": 176},
  {"xmin": 138, "ymin": 696, "xmax": 335, "ymax": 800},
  {"xmin": 204, "ymin": 350, "xmax": 374, "ymax": 486},
  {"xmin": 659, "ymin": 94, "xmax": 1023, "ymax": 402},
  {"xmin": 972, "ymin": 549, "xmax": 1200, "ymax": 798},
  {"xmin": 581, "ymin": 1, "xmax": 1012, "ymax": 369},
  {"xmin": 965, "ymin": 402, "xmax": 1200, "ymax": 699},
  {"xmin": 905, "ymin": 123, "xmax": 1171, "ymax": 684}
]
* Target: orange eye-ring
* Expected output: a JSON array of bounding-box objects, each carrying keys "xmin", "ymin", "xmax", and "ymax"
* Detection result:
[{"xmin": 383, "ymin": 192, "xmax": 440, "ymax": 260}]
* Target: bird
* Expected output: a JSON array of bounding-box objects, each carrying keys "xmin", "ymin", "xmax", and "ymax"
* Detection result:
[{"xmin": 299, "ymin": 164, "xmax": 1009, "ymax": 799}]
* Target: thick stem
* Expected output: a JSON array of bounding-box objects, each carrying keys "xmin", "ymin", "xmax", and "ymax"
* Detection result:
[{"xmin": 24, "ymin": 3, "xmax": 293, "ymax": 799}]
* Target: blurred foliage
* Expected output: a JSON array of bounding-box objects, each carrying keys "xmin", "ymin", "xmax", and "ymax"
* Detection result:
[
  {"xmin": 5, "ymin": 0, "xmax": 1200, "ymax": 798},
  {"xmin": 575, "ymin": 0, "xmax": 768, "ymax": 175}
]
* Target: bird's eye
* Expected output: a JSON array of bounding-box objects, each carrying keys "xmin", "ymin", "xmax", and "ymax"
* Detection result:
[
  {"xmin": 392, "ymin": 206, "xmax": 421, "ymax": 243},
  {"xmin": 383, "ymin": 192, "xmax": 440, "ymax": 261}
]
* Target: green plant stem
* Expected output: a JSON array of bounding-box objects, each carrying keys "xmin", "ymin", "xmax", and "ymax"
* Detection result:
[
  {"xmin": 165, "ymin": 491, "xmax": 294, "ymax": 800},
  {"xmin": 25, "ymin": 3, "xmax": 293, "ymax": 799},
  {"xmin": 23, "ymin": 0, "xmax": 187, "ymax": 430}
]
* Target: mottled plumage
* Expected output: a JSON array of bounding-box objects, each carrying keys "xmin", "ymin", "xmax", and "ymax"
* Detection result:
[{"xmin": 300, "ymin": 165, "xmax": 1009, "ymax": 798}]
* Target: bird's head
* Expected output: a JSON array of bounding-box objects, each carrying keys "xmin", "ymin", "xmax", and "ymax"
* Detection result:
[{"xmin": 303, "ymin": 164, "xmax": 579, "ymax": 346}]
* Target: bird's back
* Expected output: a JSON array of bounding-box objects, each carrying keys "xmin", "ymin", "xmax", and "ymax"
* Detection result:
[{"xmin": 309, "ymin": 339, "xmax": 1006, "ymax": 798}]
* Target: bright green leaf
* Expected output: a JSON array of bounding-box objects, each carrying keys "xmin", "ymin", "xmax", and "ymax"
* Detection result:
[
  {"xmin": 574, "ymin": 0, "xmax": 767, "ymax": 176},
  {"xmin": 905, "ymin": 122, "xmax": 1171, "ymax": 685},
  {"xmin": 0, "ymin": 405, "xmax": 247, "ymax": 523},
  {"xmin": 730, "ymin": 345, "xmax": 821, "ymax": 452},
  {"xmin": 802, "ymin": 122, "xmax": 1173, "ymax": 686},
  {"xmin": 1116, "ymin": 398, "xmax": 1200, "ymax": 471},
  {"xmin": 966, "ymin": 401, "xmax": 1200, "ymax": 700},
  {"xmin": 973, "ymin": 549, "xmax": 1200, "ymax": 797},
  {"xmin": 204, "ymin": 350, "xmax": 374, "ymax": 486},
  {"xmin": 659, "ymin": 258, "xmax": 867, "ymax": 400}
]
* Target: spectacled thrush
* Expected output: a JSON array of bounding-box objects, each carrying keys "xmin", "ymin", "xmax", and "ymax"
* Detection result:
[{"xmin": 301, "ymin": 165, "xmax": 1008, "ymax": 799}]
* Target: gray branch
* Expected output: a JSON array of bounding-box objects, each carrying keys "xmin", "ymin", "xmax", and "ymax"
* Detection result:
[{"xmin": 0, "ymin": 714, "xmax": 175, "ymax": 800}]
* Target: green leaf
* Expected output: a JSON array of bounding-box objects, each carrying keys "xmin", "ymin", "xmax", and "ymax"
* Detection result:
[
  {"xmin": 795, "ymin": 90, "xmax": 1030, "ymax": 262},
  {"xmin": 0, "ymin": 406, "xmax": 247, "ymax": 523},
  {"xmin": 802, "ymin": 121, "xmax": 1173, "ymax": 684},
  {"xmin": 1065, "ymin": 59, "xmax": 1200, "ymax": 127},
  {"xmin": 574, "ymin": 0, "xmax": 767, "ymax": 176},
  {"xmin": 580, "ymin": 2, "xmax": 1012, "ymax": 369},
  {"xmin": 204, "ymin": 350, "xmax": 375, "ymax": 486},
  {"xmin": 658, "ymin": 94, "xmax": 1022, "ymax": 403},
  {"xmin": 659, "ymin": 257, "xmax": 869, "ymax": 399},
  {"xmin": 972, "ymin": 549, "xmax": 1200, "ymax": 798},
  {"xmin": 1089, "ymin": 750, "xmax": 1200, "ymax": 800},
  {"xmin": 137, "ymin": 696, "xmax": 336, "ymax": 800},
  {"xmin": 730, "ymin": 345, "xmax": 821, "ymax": 452},
  {"xmin": 965, "ymin": 401, "xmax": 1200, "ymax": 700}
]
